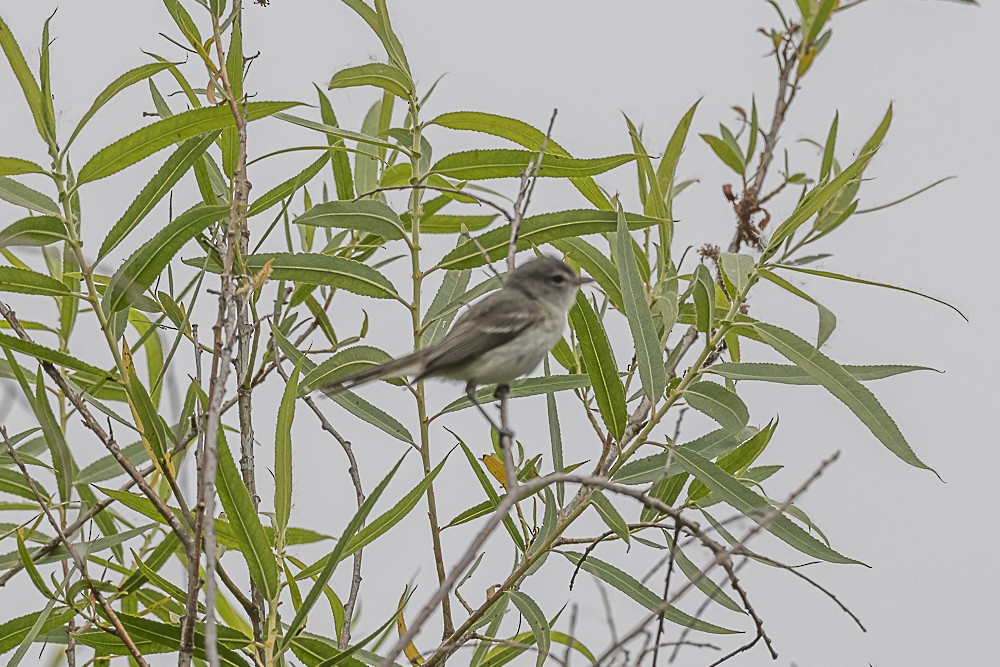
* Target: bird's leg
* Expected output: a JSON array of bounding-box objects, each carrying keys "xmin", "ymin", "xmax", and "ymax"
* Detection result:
[
  {"xmin": 493, "ymin": 384, "xmax": 515, "ymax": 440},
  {"xmin": 465, "ymin": 381, "xmax": 512, "ymax": 438}
]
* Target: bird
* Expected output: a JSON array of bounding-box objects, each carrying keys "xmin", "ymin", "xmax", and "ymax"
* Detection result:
[{"xmin": 320, "ymin": 255, "xmax": 593, "ymax": 433}]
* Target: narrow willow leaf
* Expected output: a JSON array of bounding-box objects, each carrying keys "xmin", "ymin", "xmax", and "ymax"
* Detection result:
[
  {"xmin": 105, "ymin": 204, "xmax": 228, "ymax": 313},
  {"xmin": 440, "ymin": 210, "xmax": 659, "ymax": 270},
  {"xmin": 561, "ymin": 552, "xmax": 738, "ymax": 633},
  {"xmin": 701, "ymin": 134, "xmax": 745, "ymax": 174},
  {"xmin": 430, "ymin": 110, "xmax": 610, "ymax": 210},
  {"xmin": 100, "ymin": 613, "xmax": 250, "ymax": 666},
  {"xmin": 441, "ymin": 374, "xmax": 591, "ymax": 414},
  {"xmin": 820, "ymin": 112, "xmax": 838, "ymax": 183},
  {"xmin": 657, "ymin": 100, "xmax": 700, "ymax": 221},
  {"xmin": 216, "ymin": 431, "xmax": 279, "ymax": 600},
  {"xmin": 0, "ymin": 216, "xmax": 64, "ymax": 248},
  {"xmin": 687, "ymin": 422, "xmax": 776, "ymax": 503},
  {"xmin": 0, "ymin": 266, "xmax": 71, "ymax": 296},
  {"xmin": 66, "ymin": 61, "xmax": 178, "ymax": 150},
  {"xmin": 0, "ymin": 157, "xmax": 44, "ymax": 178},
  {"xmin": 569, "ymin": 293, "xmax": 626, "ymax": 440},
  {"xmin": 774, "ymin": 264, "xmax": 966, "ymax": 321},
  {"xmin": 720, "ymin": 252, "xmax": 754, "ymax": 297},
  {"xmin": 528, "ymin": 485, "xmax": 559, "ymax": 559},
  {"xmin": 329, "ymin": 62, "xmax": 413, "ymax": 99},
  {"xmin": 750, "ymin": 323, "xmax": 933, "ymax": 472},
  {"xmin": 100, "ymin": 132, "xmax": 219, "ymax": 259},
  {"xmin": 407, "ymin": 213, "xmax": 496, "ymax": 235},
  {"xmin": 0, "ymin": 177, "xmax": 60, "ymax": 216},
  {"xmin": 295, "ymin": 200, "xmax": 406, "ymax": 240},
  {"xmin": 691, "ymin": 264, "xmax": 715, "ymax": 333},
  {"xmin": 31, "ymin": 369, "xmax": 73, "ymax": 502},
  {"xmin": 431, "ymin": 149, "xmax": 635, "ymax": 181},
  {"xmin": 591, "ymin": 491, "xmax": 630, "ymax": 544},
  {"xmin": 422, "ymin": 269, "xmax": 472, "ymax": 346},
  {"xmin": 454, "ymin": 432, "xmax": 525, "ymax": 551},
  {"xmin": 759, "ymin": 268, "xmax": 836, "ymax": 347},
  {"xmin": 75, "ymin": 442, "xmax": 146, "ymax": 485},
  {"xmin": 0, "ymin": 15, "xmax": 47, "ymax": 142},
  {"xmin": 299, "ymin": 345, "xmax": 395, "ymax": 395},
  {"xmin": 340, "ymin": 454, "xmax": 449, "ymax": 558},
  {"xmin": 684, "ymin": 381, "xmax": 749, "ymax": 435},
  {"xmin": 248, "ymin": 152, "xmax": 330, "ymax": 218},
  {"xmin": 275, "ymin": 361, "xmax": 301, "ymax": 539},
  {"xmin": 0, "ymin": 608, "xmax": 74, "ymax": 657},
  {"xmin": 275, "ymin": 112, "xmax": 401, "ymax": 153},
  {"xmin": 6, "ymin": 598, "xmax": 57, "ymax": 666},
  {"xmin": 507, "ymin": 591, "xmax": 551, "ymax": 667},
  {"xmin": 706, "ymin": 362, "xmax": 935, "ymax": 384},
  {"xmin": 279, "ymin": 455, "xmax": 406, "ymax": 653},
  {"xmin": 672, "ymin": 447, "xmax": 861, "ymax": 563},
  {"xmin": 188, "ymin": 251, "xmax": 399, "ymax": 300},
  {"xmin": 552, "ymin": 237, "xmax": 623, "ymax": 311},
  {"xmin": 663, "ymin": 533, "xmax": 744, "ymax": 614},
  {"xmin": 615, "ymin": 204, "xmax": 665, "ymax": 402},
  {"xmin": 0, "ymin": 332, "xmax": 112, "ymax": 378},
  {"xmin": 766, "ymin": 105, "xmax": 893, "ymax": 252},
  {"xmin": 316, "ymin": 86, "xmax": 355, "ymax": 199},
  {"xmin": 78, "ymin": 101, "xmax": 299, "ymax": 183}
]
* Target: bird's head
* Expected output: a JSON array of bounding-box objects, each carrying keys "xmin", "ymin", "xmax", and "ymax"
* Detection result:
[{"xmin": 505, "ymin": 256, "xmax": 594, "ymax": 312}]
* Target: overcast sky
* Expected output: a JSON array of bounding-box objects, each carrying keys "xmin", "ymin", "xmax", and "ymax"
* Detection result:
[{"xmin": 1, "ymin": 1, "xmax": 998, "ymax": 665}]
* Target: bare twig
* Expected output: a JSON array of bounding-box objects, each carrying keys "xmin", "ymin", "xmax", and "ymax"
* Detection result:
[
  {"xmin": 2, "ymin": 428, "xmax": 149, "ymax": 667},
  {"xmin": 507, "ymin": 109, "xmax": 558, "ymax": 271}
]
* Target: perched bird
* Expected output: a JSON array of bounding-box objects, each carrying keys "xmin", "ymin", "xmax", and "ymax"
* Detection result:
[{"xmin": 322, "ymin": 256, "xmax": 593, "ymax": 430}]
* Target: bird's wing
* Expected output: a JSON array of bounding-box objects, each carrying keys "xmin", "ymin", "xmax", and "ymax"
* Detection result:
[{"xmin": 417, "ymin": 289, "xmax": 541, "ymax": 379}]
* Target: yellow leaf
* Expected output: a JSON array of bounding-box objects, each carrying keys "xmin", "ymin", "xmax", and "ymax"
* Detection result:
[
  {"xmin": 797, "ymin": 46, "xmax": 817, "ymax": 77},
  {"xmin": 481, "ymin": 454, "xmax": 507, "ymax": 490},
  {"xmin": 396, "ymin": 590, "xmax": 425, "ymax": 666}
]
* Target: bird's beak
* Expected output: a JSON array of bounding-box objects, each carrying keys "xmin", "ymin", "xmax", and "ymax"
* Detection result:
[{"xmin": 575, "ymin": 276, "xmax": 595, "ymax": 286}]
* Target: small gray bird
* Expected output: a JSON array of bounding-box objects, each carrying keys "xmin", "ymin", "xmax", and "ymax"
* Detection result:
[{"xmin": 323, "ymin": 256, "xmax": 592, "ymax": 429}]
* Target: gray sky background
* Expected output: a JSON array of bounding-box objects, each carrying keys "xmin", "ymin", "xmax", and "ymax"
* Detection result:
[{"xmin": 0, "ymin": 1, "xmax": 997, "ymax": 666}]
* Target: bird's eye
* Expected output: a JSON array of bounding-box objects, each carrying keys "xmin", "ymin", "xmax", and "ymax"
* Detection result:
[{"xmin": 551, "ymin": 274, "xmax": 566, "ymax": 285}]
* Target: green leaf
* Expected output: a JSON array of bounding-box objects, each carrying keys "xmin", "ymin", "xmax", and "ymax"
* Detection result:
[
  {"xmin": 0, "ymin": 266, "xmax": 71, "ymax": 297},
  {"xmin": 701, "ymin": 134, "xmax": 745, "ymax": 174},
  {"xmin": 0, "ymin": 216, "xmax": 64, "ymax": 248},
  {"xmin": 430, "ymin": 110, "xmax": 611, "ymax": 210},
  {"xmin": 663, "ymin": 533, "xmax": 744, "ymax": 614},
  {"xmin": 0, "ymin": 177, "xmax": 59, "ymax": 216},
  {"xmin": 766, "ymin": 105, "xmax": 893, "ymax": 253},
  {"xmin": 77, "ymin": 101, "xmax": 300, "ymax": 184},
  {"xmin": 299, "ymin": 345, "xmax": 396, "ymax": 395},
  {"xmin": 706, "ymin": 361, "xmax": 935, "ymax": 384},
  {"xmin": 341, "ymin": 454, "xmax": 449, "ymax": 558},
  {"xmin": 295, "ymin": 200, "xmax": 406, "ymax": 240},
  {"xmin": 99, "ymin": 132, "xmax": 219, "ymax": 259},
  {"xmin": 248, "ymin": 152, "xmax": 331, "ymax": 218},
  {"xmin": 590, "ymin": 491, "xmax": 630, "ymax": 544},
  {"xmin": 615, "ymin": 204, "xmax": 665, "ymax": 402},
  {"xmin": 569, "ymin": 293, "xmax": 626, "ymax": 440},
  {"xmin": 507, "ymin": 591, "xmax": 551, "ymax": 667},
  {"xmin": 0, "ymin": 331, "xmax": 112, "ymax": 378},
  {"xmin": 316, "ymin": 87, "xmax": 355, "ymax": 199},
  {"xmin": 440, "ymin": 210, "xmax": 660, "ymax": 270},
  {"xmin": 0, "ymin": 15, "xmax": 47, "ymax": 143},
  {"xmin": 31, "ymin": 368, "xmax": 73, "ymax": 502},
  {"xmin": 672, "ymin": 447, "xmax": 862, "ymax": 563},
  {"xmin": 407, "ymin": 214, "xmax": 496, "ymax": 235},
  {"xmin": 105, "ymin": 204, "xmax": 229, "ymax": 313},
  {"xmin": 454, "ymin": 432, "xmax": 525, "ymax": 551},
  {"xmin": 328, "ymin": 62, "xmax": 413, "ymax": 99},
  {"xmin": 691, "ymin": 264, "xmax": 715, "ymax": 333},
  {"xmin": 100, "ymin": 613, "xmax": 250, "ymax": 666},
  {"xmin": 560, "ymin": 552, "xmax": 738, "ymax": 633},
  {"xmin": 187, "ymin": 251, "xmax": 400, "ymax": 301},
  {"xmin": 720, "ymin": 252, "xmax": 754, "ymax": 297},
  {"xmin": 657, "ymin": 100, "xmax": 700, "ymax": 221},
  {"xmin": 279, "ymin": 455, "xmax": 406, "ymax": 653},
  {"xmin": 431, "ymin": 149, "xmax": 635, "ymax": 180},
  {"xmin": 6, "ymin": 598, "xmax": 57, "ymax": 666},
  {"xmin": 684, "ymin": 381, "xmax": 748, "ymax": 435},
  {"xmin": 0, "ymin": 608, "xmax": 74, "ymax": 656},
  {"xmin": 773, "ymin": 264, "xmax": 967, "ymax": 321},
  {"xmin": 422, "ymin": 269, "xmax": 472, "ymax": 346},
  {"xmin": 759, "ymin": 268, "xmax": 836, "ymax": 347},
  {"xmin": 820, "ymin": 112, "xmax": 838, "ymax": 183},
  {"xmin": 275, "ymin": 361, "xmax": 301, "ymax": 540},
  {"xmin": 66, "ymin": 61, "xmax": 178, "ymax": 150},
  {"xmin": 0, "ymin": 157, "xmax": 44, "ymax": 178},
  {"xmin": 552, "ymin": 237, "xmax": 623, "ymax": 312},
  {"xmin": 440, "ymin": 374, "xmax": 591, "ymax": 414},
  {"xmin": 216, "ymin": 431, "xmax": 279, "ymax": 600},
  {"xmin": 749, "ymin": 323, "xmax": 933, "ymax": 472},
  {"xmin": 687, "ymin": 422, "xmax": 776, "ymax": 503},
  {"xmin": 275, "ymin": 112, "xmax": 403, "ymax": 154}
]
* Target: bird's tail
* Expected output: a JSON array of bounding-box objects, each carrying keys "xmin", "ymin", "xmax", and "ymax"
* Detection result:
[{"xmin": 319, "ymin": 350, "xmax": 424, "ymax": 395}]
